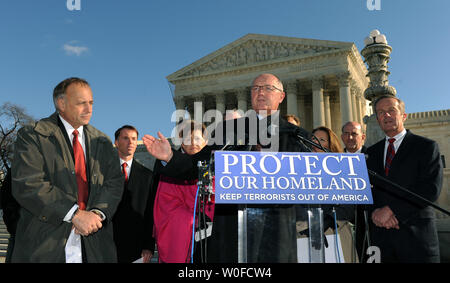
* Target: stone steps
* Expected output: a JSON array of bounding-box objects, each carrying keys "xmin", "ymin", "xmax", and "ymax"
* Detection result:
[{"xmin": 0, "ymin": 212, "xmax": 10, "ymax": 259}]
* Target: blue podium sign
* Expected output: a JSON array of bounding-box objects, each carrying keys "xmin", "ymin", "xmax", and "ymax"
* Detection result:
[{"xmin": 214, "ymin": 151, "xmax": 372, "ymax": 204}]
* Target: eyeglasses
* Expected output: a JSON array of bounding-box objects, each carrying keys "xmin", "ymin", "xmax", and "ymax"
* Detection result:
[
  {"xmin": 182, "ymin": 135, "xmax": 206, "ymax": 145},
  {"xmin": 251, "ymin": 85, "xmax": 283, "ymax": 93},
  {"xmin": 342, "ymin": 132, "xmax": 360, "ymax": 138}
]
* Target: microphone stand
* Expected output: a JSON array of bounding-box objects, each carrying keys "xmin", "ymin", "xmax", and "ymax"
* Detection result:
[
  {"xmin": 293, "ymin": 133, "xmax": 328, "ymax": 262},
  {"xmin": 296, "ymin": 133, "xmax": 449, "ymax": 215},
  {"xmin": 367, "ymin": 169, "xmax": 450, "ymax": 216},
  {"xmin": 195, "ymin": 161, "xmax": 214, "ymax": 263}
]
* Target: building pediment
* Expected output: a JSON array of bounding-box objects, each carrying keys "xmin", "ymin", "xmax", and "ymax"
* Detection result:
[{"xmin": 167, "ymin": 33, "xmax": 354, "ymax": 82}]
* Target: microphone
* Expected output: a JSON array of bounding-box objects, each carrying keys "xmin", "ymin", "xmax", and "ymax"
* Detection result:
[{"xmin": 274, "ymin": 125, "xmax": 324, "ymax": 152}]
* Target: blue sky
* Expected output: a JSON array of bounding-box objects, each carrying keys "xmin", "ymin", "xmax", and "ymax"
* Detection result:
[{"xmin": 1, "ymin": 0, "xmax": 449, "ymax": 141}]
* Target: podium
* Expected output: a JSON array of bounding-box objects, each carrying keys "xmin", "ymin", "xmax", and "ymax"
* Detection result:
[
  {"xmin": 237, "ymin": 204, "xmax": 327, "ymax": 263},
  {"xmin": 214, "ymin": 151, "xmax": 373, "ymax": 263}
]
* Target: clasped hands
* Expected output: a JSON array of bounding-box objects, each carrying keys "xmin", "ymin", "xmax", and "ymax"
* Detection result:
[
  {"xmin": 371, "ymin": 206, "xmax": 400, "ymax": 230},
  {"xmin": 71, "ymin": 209, "xmax": 103, "ymax": 237}
]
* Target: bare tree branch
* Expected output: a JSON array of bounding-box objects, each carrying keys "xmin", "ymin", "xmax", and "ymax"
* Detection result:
[{"xmin": 0, "ymin": 102, "xmax": 35, "ymax": 186}]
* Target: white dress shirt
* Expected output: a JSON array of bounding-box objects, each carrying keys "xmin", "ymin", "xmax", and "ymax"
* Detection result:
[
  {"xmin": 345, "ymin": 147, "xmax": 363, "ymax": 154},
  {"xmin": 120, "ymin": 158, "xmax": 133, "ymax": 177},
  {"xmin": 59, "ymin": 115, "xmax": 84, "ymax": 263},
  {"xmin": 59, "ymin": 115, "xmax": 85, "ymax": 222},
  {"xmin": 382, "ymin": 128, "xmax": 407, "ymax": 168}
]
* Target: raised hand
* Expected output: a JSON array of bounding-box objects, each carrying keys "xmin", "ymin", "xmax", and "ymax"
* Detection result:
[{"xmin": 142, "ymin": 131, "xmax": 173, "ymax": 162}]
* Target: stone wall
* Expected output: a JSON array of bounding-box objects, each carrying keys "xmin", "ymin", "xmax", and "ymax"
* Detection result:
[{"xmin": 405, "ymin": 109, "xmax": 450, "ymax": 219}]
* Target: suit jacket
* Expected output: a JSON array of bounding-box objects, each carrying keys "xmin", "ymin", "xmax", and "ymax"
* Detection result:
[
  {"xmin": 367, "ymin": 130, "xmax": 442, "ymax": 221},
  {"xmin": 366, "ymin": 130, "xmax": 442, "ymax": 261},
  {"xmin": 11, "ymin": 112, "xmax": 124, "ymax": 262},
  {"xmin": 113, "ymin": 159, "xmax": 156, "ymax": 262},
  {"xmin": 157, "ymin": 113, "xmax": 312, "ymax": 263},
  {"xmin": 361, "ymin": 145, "xmax": 368, "ymax": 154}
]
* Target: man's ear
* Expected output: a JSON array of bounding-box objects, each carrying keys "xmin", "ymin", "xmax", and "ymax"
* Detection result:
[
  {"xmin": 56, "ymin": 97, "xmax": 66, "ymax": 113},
  {"xmin": 279, "ymin": 91, "xmax": 286, "ymax": 103}
]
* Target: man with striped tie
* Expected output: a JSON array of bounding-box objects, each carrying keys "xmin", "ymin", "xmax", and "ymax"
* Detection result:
[{"xmin": 366, "ymin": 95, "xmax": 443, "ymax": 263}]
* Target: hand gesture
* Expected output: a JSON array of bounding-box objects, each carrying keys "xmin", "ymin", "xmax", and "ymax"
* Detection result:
[{"xmin": 142, "ymin": 131, "xmax": 173, "ymax": 162}]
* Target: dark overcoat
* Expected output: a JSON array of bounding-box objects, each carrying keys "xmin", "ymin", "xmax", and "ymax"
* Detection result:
[{"xmin": 11, "ymin": 113, "xmax": 124, "ymax": 262}]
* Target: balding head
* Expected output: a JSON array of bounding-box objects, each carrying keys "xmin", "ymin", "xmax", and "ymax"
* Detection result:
[
  {"xmin": 250, "ymin": 73, "xmax": 285, "ymax": 116},
  {"xmin": 341, "ymin": 121, "xmax": 366, "ymax": 153}
]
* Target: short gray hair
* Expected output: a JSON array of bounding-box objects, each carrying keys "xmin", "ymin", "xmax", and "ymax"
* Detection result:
[
  {"xmin": 53, "ymin": 77, "xmax": 90, "ymax": 111},
  {"xmin": 373, "ymin": 95, "xmax": 405, "ymax": 114}
]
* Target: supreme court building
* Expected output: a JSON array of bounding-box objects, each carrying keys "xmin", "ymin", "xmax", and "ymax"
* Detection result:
[{"xmin": 166, "ymin": 33, "xmax": 371, "ymax": 135}]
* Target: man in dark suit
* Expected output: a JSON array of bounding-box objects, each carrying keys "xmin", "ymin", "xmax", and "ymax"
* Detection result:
[
  {"xmin": 341, "ymin": 121, "xmax": 369, "ymax": 262},
  {"xmin": 112, "ymin": 125, "xmax": 155, "ymax": 263},
  {"xmin": 11, "ymin": 78, "xmax": 124, "ymax": 262},
  {"xmin": 366, "ymin": 95, "xmax": 443, "ymax": 263},
  {"xmin": 143, "ymin": 73, "xmax": 311, "ymax": 263}
]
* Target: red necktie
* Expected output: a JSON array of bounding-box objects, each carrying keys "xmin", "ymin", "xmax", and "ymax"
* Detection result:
[
  {"xmin": 385, "ymin": 138, "xmax": 396, "ymax": 176},
  {"xmin": 122, "ymin": 162, "xmax": 128, "ymax": 183},
  {"xmin": 73, "ymin": 129, "xmax": 88, "ymax": 210}
]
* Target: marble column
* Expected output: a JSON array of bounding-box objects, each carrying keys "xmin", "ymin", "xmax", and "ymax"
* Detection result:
[
  {"xmin": 193, "ymin": 93, "xmax": 204, "ymax": 123},
  {"xmin": 236, "ymin": 88, "xmax": 248, "ymax": 113},
  {"xmin": 356, "ymin": 92, "xmax": 363, "ymax": 124},
  {"xmin": 173, "ymin": 96, "xmax": 186, "ymax": 124},
  {"xmin": 298, "ymin": 93, "xmax": 306, "ymax": 127},
  {"xmin": 312, "ymin": 77, "xmax": 325, "ymax": 128},
  {"xmin": 331, "ymin": 95, "xmax": 342, "ymax": 136},
  {"xmin": 351, "ymin": 87, "xmax": 358, "ymax": 122},
  {"xmin": 285, "ymin": 81, "xmax": 299, "ymax": 117},
  {"xmin": 323, "ymin": 93, "xmax": 332, "ymax": 129},
  {"xmin": 358, "ymin": 89, "xmax": 367, "ymax": 120},
  {"xmin": 216, "ymin": 92, "xmax": 226, "ymax": 115},
  {"xmin": 338, "ymin": 72, "xmax": 353, "ymax": 125},
  {"xmin": 174, "ymin": 96, "xmax": 185, "ymax": 110}
]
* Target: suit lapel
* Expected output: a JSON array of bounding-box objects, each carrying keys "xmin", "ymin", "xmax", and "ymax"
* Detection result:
[
  {"xmin": 389, "ymin": 130, "xmax": 413, "ymax": 170},
  {"xmin": 373, "ymin": 140, "xmax": 386, "ymax": 175},
  {"xmin": 84, "ymin": 126, "xmax": 95, "ymax": 188},
  {"xmin": 127, "ymin": 159, "xmax": 140, "ymax": 190},
  {"xmin": 44, "ymin": 115, "xmax": 78, "ymax": 198}
]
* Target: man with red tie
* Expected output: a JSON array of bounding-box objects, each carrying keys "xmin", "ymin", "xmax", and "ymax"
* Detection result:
[
  {"xmin": 112, "ymin": 125, "xmax": 156, "ymax": 263},
  {"xmin": 366, "ymin": 95, "xmax": 443, "ymax": 262},
  {"xmin": 11, "ymin": 77, "xmax": 124, "ymax": 262}
]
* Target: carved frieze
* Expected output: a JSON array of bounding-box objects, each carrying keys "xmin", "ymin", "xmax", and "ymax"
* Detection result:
[{"xmin": 179, "ymin": 39, "xmax": 340, "ymax": 78}]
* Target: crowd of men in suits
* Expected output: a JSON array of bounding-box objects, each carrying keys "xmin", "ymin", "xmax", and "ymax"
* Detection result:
[{"xmin": 0, "ymin": 73, "xmax": 443, "ymax": 263}]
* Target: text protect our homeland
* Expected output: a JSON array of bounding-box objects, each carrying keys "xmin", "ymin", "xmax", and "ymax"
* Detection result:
[{"xmin": 214, "ymin": 151, "xmax": 373, "ymax": 204}]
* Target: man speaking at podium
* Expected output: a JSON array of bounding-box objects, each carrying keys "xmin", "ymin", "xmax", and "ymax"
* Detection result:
[{"xmin": 143, "ymin": 73, "xmax": 311, "ymax": 262}]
